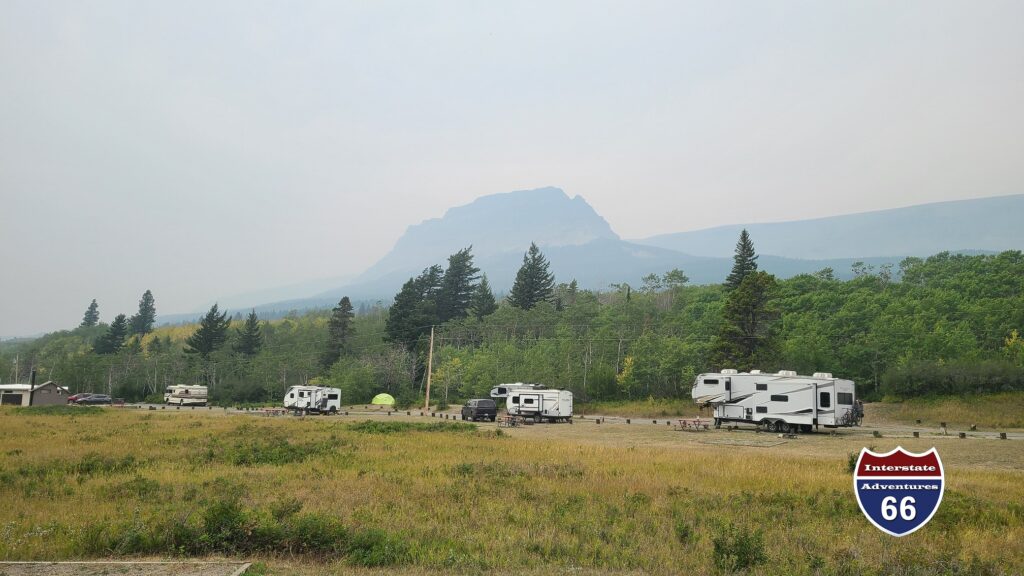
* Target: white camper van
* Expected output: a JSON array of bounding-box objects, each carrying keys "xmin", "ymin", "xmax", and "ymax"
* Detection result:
[
  {"xmin": 506, "ymin": 389, "xmax": 573, "ymax": 423},
  {"xmin": 284, "ymin": 385, "xmax": 342, "ymax": 414},
  {"xmin": 164, "ymin": 385, "xmax": 208, "ymax": 406},
  {"xmin": 692, "ymin": 369, "xmax": 861, "ymax": 433},
  {"xmin": 490, "ymin": 382, "xmax": 546, "ymax": 399}
]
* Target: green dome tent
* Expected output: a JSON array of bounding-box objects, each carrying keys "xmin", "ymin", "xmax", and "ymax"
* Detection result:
[{"xmin": 371, "ymin": 393, "xmax": 395, "ymax": 406}]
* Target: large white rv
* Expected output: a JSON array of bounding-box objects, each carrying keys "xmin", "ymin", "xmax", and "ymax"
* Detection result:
[
  {"xmin": 506, "ymin": 389, "xmax": 573, "ymax": 423},
  {"xmin": 164, "ymin": 385, "xmax": 208, "ymax": 406},
  {"xmin": 691, "ymin": 370, "xmax": 861, "ymax": 433},
  {"xmin": 283, "ymin": 385, "xmax": 341, "ymax": 414},
  {"xmin": 490, "ymin": 382, "xmax": 546, "ymax": 399}
]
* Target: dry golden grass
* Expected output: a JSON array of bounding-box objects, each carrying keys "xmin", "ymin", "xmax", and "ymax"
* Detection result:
[
  {"xmin": 867, "ymin": 392, "xmax": 1024, "ymax": 430},
  {"xmin": 0, "ymin": 407, "xmax": 1021, "ymax": 575}
]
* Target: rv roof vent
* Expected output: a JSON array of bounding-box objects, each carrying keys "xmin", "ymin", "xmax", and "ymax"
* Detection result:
[
  {"xmin": 777, "ymin": 370, "xmax": 797, "ymax": 377},
  {"xmin": 812, "ymin": 372, "xmax": 833, "ymax": 379},
  {"xmin": 750, "ymin": 369, "xmax": 761, "ymax": 374},
  {"xmin": 721, "ymin": 369, "xmax": 738, "ymax": 375}
]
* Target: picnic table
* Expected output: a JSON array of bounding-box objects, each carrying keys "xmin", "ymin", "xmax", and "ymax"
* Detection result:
[
  {"xmin": 497, "ymin": 415, "xmax": 524, "ymax": 428},
  {"xmin": 674, "ymin": 418, "xmax": 709, "ymax": 431}
]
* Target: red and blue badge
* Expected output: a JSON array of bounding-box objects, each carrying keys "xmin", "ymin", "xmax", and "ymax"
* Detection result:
[{"xmin": 853, "ymin": 446, "xmax": 944, "ymax": 537}]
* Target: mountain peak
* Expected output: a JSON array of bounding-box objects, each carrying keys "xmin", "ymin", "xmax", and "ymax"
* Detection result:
[{"xmin": 356, "ymin": 187, "xmax": 618, "ymax": 283}]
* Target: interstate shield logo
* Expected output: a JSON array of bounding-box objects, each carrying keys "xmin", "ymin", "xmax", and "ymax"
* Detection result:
[{"xmin": 854, "ymin": 446, "xmax": 944, "ymax": 537}]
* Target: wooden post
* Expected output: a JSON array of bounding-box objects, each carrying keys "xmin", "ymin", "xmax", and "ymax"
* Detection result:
[{"xmin": 423, "ymin": 326, "xmax": 434, "ymax": 412}]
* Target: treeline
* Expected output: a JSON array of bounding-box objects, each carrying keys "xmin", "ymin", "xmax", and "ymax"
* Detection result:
[{"xmin": 2, "ymin": 238, "xmax": 1023, "ymax": 405}]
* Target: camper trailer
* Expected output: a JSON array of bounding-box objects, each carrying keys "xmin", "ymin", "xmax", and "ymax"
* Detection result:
[
  {"xmin": 489, "ymin": 382, "xmax": 546, "ymax": 399},
  {"xmin": 691, "ymin": 369, "xmax": 861, "ymax": 433},
  {"xmin": 164, "ymin": 385, "xmax": 208, "ymax": 406},
  {"xmin": 506, "ymin": 389, "xmax": 573, "ymax": 423},
  {"xmin": 283, "ymin": 385, "xmax": 341, "ymax": 414}
]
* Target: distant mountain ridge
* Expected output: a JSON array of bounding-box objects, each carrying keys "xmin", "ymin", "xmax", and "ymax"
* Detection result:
[
  {"xmin": 634, "ymin": 194, "xmax": 1024, "ymax": 259},
  {"xmin": 157, "ymin": 189, "xmax": 1022, "ymax": 325}
]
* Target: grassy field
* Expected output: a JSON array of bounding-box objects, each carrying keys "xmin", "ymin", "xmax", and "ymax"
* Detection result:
[
  {"xmin": 0, "ymin": 406, "xmax": 1021, "ymax": 575},
  {"xmin": 867, "ymin": 392, "xmax": 1024, "ymax": 430}
]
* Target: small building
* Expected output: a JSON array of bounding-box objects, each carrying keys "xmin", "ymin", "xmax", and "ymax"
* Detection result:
[{"xmin": 0, "ymin": 381, "xmax": 70, "ymax": 406}]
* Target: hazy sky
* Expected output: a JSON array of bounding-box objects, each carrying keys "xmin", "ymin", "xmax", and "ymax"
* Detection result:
[{"xmin": 2, "ymin": 1, "xmax": 1022, "ymax": 337}]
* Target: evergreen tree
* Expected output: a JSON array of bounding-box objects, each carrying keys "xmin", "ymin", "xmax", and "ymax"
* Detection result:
[
  {"xmin": 725, "ymin": 229, "xmax": 759, "ymax": 291},
  {"xmin": 129, "ymin": 290, "xmax": 157, "ymax": 336},
  {"xmin": 185, "ymin": 304, "xmax": 231, "ymax": 359},
  {"xmin": 385, "ymin": 265, "xmax": 443, "ymax": 349},
  {"xmin": 93, "ymin": 314, "xmax": 129, "ymax": 354},
  {"xmin": 436, "ymin": 247, "xmax": 481, "ymax": 322},
  {"xmin": 321, "ymin": 297, "xmax": 355, "ymax": 369},
  {"xmin": 234, "ymin": 310, "xmax": 264, "ymax": 357},
  {"xmin": 508, "ymin": 242, "xmax": 556, "ymax": 310},
  {"xmin": 712, "ymin": 271, "xmax": 780, "ymax": 370},
  {"xmin": 80, "ymin": 300, "xmax": 100, "ymax": 328},
  {"xmin": 470, "ymin": 274, "xmax": 498, "ymax": 319}
]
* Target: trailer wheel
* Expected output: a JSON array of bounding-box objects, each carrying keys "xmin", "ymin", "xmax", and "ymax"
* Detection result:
[
  {"xmin": 329, "ymin": 406, "xmax": 337, "ymax": 415},
  {"xmin": 772, "ymin": 420, "xmax": 786, "ymax": 433},
  {"xmin": 533, "ymin": 414, "xmax": 541, "ymax": 424}
]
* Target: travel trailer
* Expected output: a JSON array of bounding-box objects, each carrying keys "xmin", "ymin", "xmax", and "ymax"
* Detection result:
[
  {"xmin": 489, "ymin": 382, "xmax": 546, "ymax": 399},
  {"xmin": 506, "ymin": 389, "xmax": 573, "ymax": 423},
  {"xmin": 691, "ymin": 369, "xmax": 861, "ymax": 432},
  {"xmin": 283, "ymin": 385, "xmax": 341, "ymax": 414},
  {"xmin": 164, "ymin": 385, "xmax": 208, "ymax": 406}
]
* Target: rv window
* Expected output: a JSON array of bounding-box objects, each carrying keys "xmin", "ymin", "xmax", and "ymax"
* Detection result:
[
  {"xmin": 838, "ymin": 393, "xmax": 854, "ymax": 405},
  {"xmin": 704, "ymin": 379, "xmax": 719, "ymax": 385},
  {"xmin": 300, "ymin": 391, "xmax": 308, "ymax": 398},
  {"xmin": 512, "ymin": 396, "xmax": 520, "ymax": 404},
  {"xmin": 524, "ymin": 398, "xmax": 535, "ymax": 405},
  {"xmin": 819, "ymin": 392, "xmax": 831, "ymax": 408},
  {"xmin": 497, "ymin": 388, "xmax": 507, "ymax": 395},
  {"xmin": 288, "ymin": 393, "xmax": 294, "ymax": 399},
  {"xmin": 182, "ymin": 390, "xmax": 189, "ymax": 395},
  {"xmin": 770, "ymin": 395, "xmax": 788, "ymax": 402},
  {"xmin": 756, "ymin": 383, "xmax": 767, "ymax": 391},
  {"xmin": 756, "ymin": 406, "xmax": 767, "ymax": 413},
  {"xmin": 327, "ymin": 394, "xmax": 339, "ymax": 400}
]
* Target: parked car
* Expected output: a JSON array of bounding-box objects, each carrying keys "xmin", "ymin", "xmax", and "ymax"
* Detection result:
[
  {"xmin": 461, "ymin": 399, "xmax": 497, "ymax": 422},
  {"xmin": 67, "ymin": 393, "xmax": 94, "ymax": 404},
  {"xmin": 76, "ymin": 394, "xmax": 112, "ymax": 405}
]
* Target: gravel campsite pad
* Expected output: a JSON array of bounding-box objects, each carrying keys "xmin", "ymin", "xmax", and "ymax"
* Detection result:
[{"xmin": 0, "ymin": 562, "xmax": 250, "ymax": 576}]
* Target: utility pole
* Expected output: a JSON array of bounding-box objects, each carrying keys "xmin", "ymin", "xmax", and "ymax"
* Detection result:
[{"xmin": 423, "ymin": 326, "xmax": 434, "ymax": 411}]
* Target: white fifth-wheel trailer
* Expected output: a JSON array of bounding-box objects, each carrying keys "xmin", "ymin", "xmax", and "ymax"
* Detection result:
[
  {"xmin": 506, "ymin": 389, "xmax": 573, "ymax": 423},
  {"xmin": 692, "ymin": 370, "xmax": 862, "ymax": 433}
]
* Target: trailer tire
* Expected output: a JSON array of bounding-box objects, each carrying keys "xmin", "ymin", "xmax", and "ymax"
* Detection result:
[
  {"xmin": 329, "ymin": 406, "xmax": 337, "ymax": 415},
  {"xmin": 533, "ymin": 414, "xmax": 541, "ymax": 424},
  {"xmin": 773, "ymin": 420, "xmax": 786, "ymax": 433}
]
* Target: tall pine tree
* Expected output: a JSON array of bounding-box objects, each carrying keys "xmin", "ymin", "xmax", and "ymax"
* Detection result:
[
  {"xmin": 129, "ymin": 290, "xmax": 156, "ymax": 336},
  {"xmin": 508, "ymin": 242, "xmax": 556, "ymax": 310},
  {"xmin": 725, "ymin": 229, "xmax": 758, "ymax": 291},
  {"xmin": 93, "ymin": 314, "xmax": 129, "ymax": 354},
  {"xmin": 321, "ymin": 297, "xmax": 355, "ymax": 369},
  {"xmin": 470, "ymin": 274, "xmax": 498, "ymax": 319},
  {"xmin": 436, "ymin": 247, "xmax": 480, "ymax": 323},
  {"xmin": 385, "ymin": 265, "xmax": 443, "ymax": 349},
  {"xmin": 234, "ymin": 310, "xmax": 264, "ymax": 357},
  {"xmin": 185, "ymin": 304, "xmax": 231, "ymax": 359},
  {"xmin": 80, "ymin": 300, "xmax": 100, "ymax": 328},
  {"xmin": 712, "ymin": 271, "xmax": 780, "ymax": 370}
]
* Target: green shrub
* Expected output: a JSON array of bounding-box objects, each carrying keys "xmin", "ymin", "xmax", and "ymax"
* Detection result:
[
  {"xmin": 348, "ymin": 420, "xmax": 476, "ymax": 434},
  {"xmin": 347, "ymin": 528, "xmax": 411, "ymax": 567},
  {"xmin": 712, "ymin": 523, "xmax": 766, "ymax": 572}
]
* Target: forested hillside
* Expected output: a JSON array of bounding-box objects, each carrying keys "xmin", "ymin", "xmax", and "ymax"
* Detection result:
[{"xmin": 2, "ymin": 249, "xmax": 1022, "ymax": 406}]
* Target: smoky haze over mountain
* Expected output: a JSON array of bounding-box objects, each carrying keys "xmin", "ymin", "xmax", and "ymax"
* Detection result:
[
  {"xmin": 149, "ymin": 188, "xmax": 1021, "ymax": 326},
  {"xmin": 3, "ymin": 2, "xmax": 1024, "ymax": 336}
]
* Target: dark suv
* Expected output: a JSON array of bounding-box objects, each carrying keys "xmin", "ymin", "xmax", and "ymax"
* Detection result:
[{"xmin": 461, "ymin": 399, "xmax": 497, "ymax": 422}]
